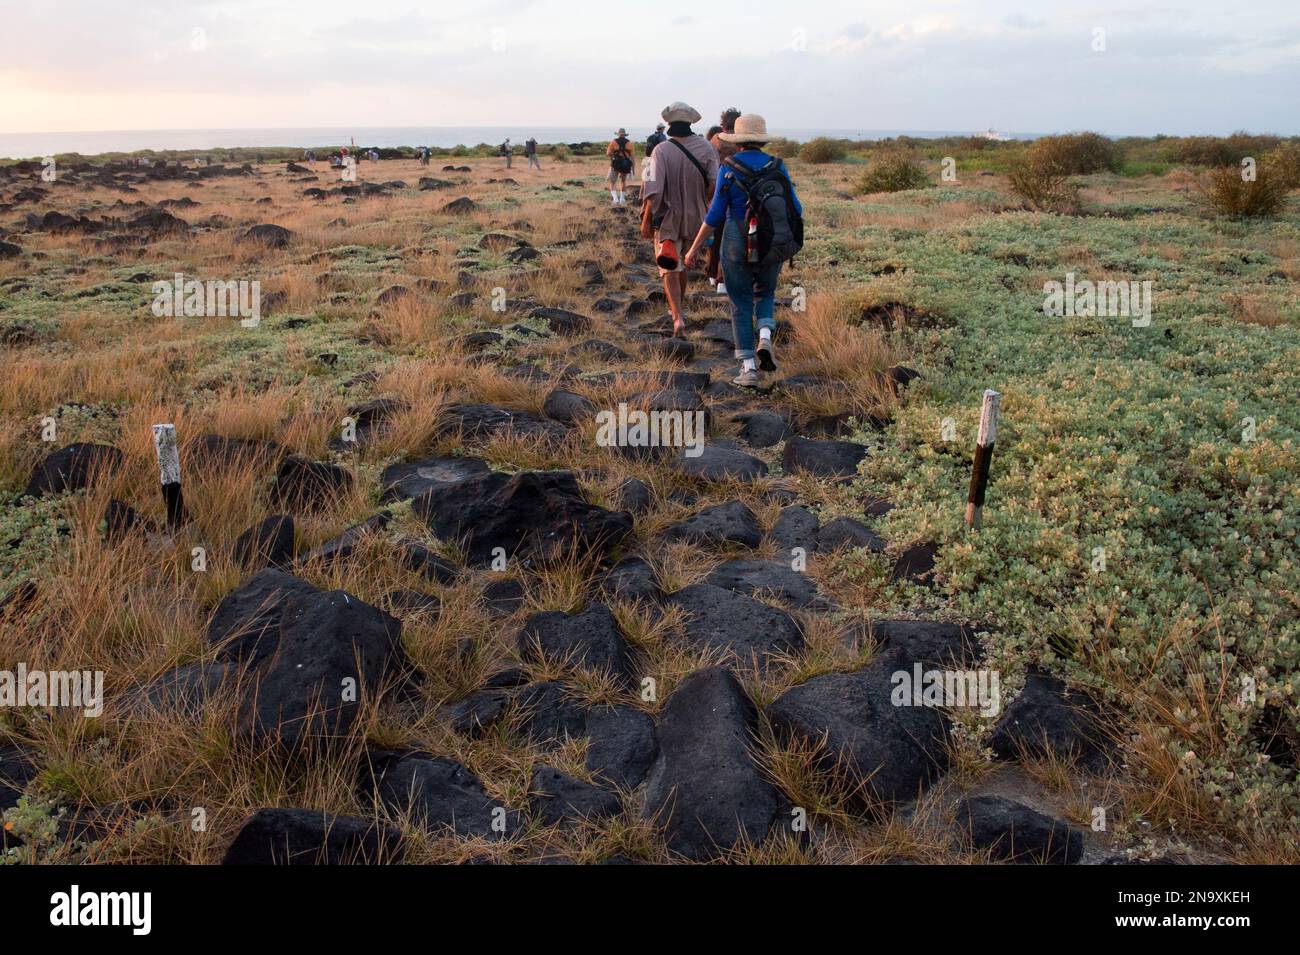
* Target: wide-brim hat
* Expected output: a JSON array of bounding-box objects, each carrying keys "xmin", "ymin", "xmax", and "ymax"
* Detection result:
[
  {"xmin": 661, "ymin": 101, "xmax": 702, "ymax": 124},
  {"xmin": 719, "ymin": 113, "xmax": 771, "ymax": 144},
  {"xmin": 616, "ymin": 128, "xmax": 627, "ymax": 136}
]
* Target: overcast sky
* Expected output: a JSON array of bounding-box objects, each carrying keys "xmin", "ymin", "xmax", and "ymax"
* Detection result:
[{"xmin": 2, "ymin": 0, "xmax": 1298, "ymax": 135}]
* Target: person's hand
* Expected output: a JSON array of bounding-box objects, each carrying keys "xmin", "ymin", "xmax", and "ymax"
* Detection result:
[{"xmin": 683, "ymin": 247, "xmax": 699, "ymax": 268}]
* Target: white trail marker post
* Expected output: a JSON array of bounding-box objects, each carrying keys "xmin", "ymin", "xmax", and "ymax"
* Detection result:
[
  {"xmin": 964, "ymin": 390, "xmax": 1001, "ymax": 531},
  {"xmin": 152, "ymin": 423, "xmax": 185, "ymax": 530}
]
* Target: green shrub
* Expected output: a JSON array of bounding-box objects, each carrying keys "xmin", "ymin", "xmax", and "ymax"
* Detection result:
[
  {"xmin": 1007, "ymin": 154, "xmax": 1080, "ymax": 212},
  {"xmin": 1197, "ymin": 164, "xmax": 1288, "ymax": 217},
  {"xmin": 799, "ymin": 137, "xmax": 846, "ymax": 164},
  {"xmin": 1030, "ymin": 132, "xmax": 1121, "ymax": 175},
  {"xmin": 550, "ymin": 144, "xmax": 571, "ymax": 162},
  {"xmin": 856, "ymin": 152, "xmax": 931, "ymax": 193},
  {"xmin": 768, "ymin": 138, "xmax": 800, "ymax": 159},
  {"xmin": 1264, "ymin": 141, "xmax": 1300, "ymax": 191},
  {"xmin": 1167, "ymin": 132, "xmax": 1282, "ymax": 167}
]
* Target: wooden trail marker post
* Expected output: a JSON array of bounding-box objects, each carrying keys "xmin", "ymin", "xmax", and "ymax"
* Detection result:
[
  {"xmin": 152, "ymin": 423, "xmax": 185, "ymax": 530},
  {"xmin": 965, "ymin": 389, "xmax": 1002, "ymax": 531}
]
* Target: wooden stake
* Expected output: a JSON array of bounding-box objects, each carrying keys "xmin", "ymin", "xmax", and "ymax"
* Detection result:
[
  {"xmin": 965, "ymin": 390, "xmax": 1001, "ymax": 531},
  {"xmin": 152, "ymin": 423, "xmax": 185, "ymax": 530}
]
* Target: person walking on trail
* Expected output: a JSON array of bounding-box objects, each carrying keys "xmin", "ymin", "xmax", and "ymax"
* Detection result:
[
  {"xmin": 640, "ymin": 102, "xmax": 718, "ymax": 339},
  {"xmin": 525, "ymin": 137, "xmax": 541, "ymax": 170},
  {"xmin": 704, "ymin": 106, "xmax": 743, "ymax": 293},
  {"xmin": 607, "ymin": 128, "xmax": 634, "ymax": 204},
  {"xmin": 500, "ymin": 138, "xmax": 513, "ymax": 169},
  {"xmin": 644, "ymin": 123, "xmax": 666, "ymax": 175},
  {"xmin": 683, "ymin": 113, "xmax": 804, "ymax": 388},
  {"xmin": 712, "ymin": 107, "xmax": 742, "ymax": 161}
]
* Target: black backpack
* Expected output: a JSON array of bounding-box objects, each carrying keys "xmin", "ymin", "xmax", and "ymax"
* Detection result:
[
  {"xmin": 611, "ymin": 137, "xmax": 633, "ymax": 174},
  {"xmin": 723, "ymin": 155, "xmax": 803, "ymax": 269}
]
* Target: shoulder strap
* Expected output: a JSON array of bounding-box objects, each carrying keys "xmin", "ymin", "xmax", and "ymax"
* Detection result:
[{"xmin": 669, "ymin": 138, "xmax": 711, "ymax": 192}]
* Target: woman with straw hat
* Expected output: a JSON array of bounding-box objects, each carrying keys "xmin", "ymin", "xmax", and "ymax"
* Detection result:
[{"xmin": 684, "ymin": 113, "xmax": 803, "ymax": 388}]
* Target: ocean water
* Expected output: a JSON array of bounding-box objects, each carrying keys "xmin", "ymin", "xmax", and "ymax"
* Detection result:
[{"xmin": 0, "ymin": 126, "xmax": 1033, "ymax": 160}]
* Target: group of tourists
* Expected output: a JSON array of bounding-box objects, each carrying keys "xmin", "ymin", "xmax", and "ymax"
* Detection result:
[
  {"xmin": 632, "ymin": 103, "xmax": 803, "ymax": 388},
  {"xmin": 499, "ymin": 137, "xmax": 542, "ymax": 170}
]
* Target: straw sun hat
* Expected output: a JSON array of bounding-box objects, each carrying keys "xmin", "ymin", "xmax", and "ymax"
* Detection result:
[{"xmin": 719, "ymin": 113, "xmax": 772, "ymax": 144}]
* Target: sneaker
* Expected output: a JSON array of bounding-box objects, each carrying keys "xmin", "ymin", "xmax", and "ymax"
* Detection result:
[
  {"xmin": 716, "ymin": 282, "xmax": 727, "ymax": 295},
  {"xmin": 756, "ymin": 336, "xmax": 776, "ymax": 372},
  {"xmin": 732, "ymin": 366, "xmax": 760, "ymax": 388}
]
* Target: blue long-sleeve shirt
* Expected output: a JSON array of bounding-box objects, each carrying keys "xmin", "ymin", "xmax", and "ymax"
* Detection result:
[{"xmin": 703, "ymin": 149, "xmax": 803, "ymax": 229}]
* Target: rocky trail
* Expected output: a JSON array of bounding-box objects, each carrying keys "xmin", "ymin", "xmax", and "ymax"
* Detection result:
[{"xmin": 1, "ymin": 157, "xmax": 1129, "ymax": 865}]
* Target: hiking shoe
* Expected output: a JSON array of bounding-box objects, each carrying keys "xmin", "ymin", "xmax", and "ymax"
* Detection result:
[
  {"xmin": 716, "ymin": 282, "xmax": 727, "ymax": 295},
  {"xmin": 732, "ymin": 367, "xmax": 760, "ymax": 388},
  {"xmin": 756, "ymin": 336, "xmax": 776, "ymax": 372}
]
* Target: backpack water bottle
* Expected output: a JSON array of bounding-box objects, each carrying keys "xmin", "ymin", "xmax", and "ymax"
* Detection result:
[{"xmin": 746, "ymin": 216, "xmax": 759, "ymax": 263}]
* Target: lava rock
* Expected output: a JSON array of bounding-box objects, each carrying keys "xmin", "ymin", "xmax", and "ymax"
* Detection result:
[
  {"xmin": 236, "ymin": 589, "xmax": 405, "ymax": 748},
  {"xmin": 735, "ymin": 411, "xmax": 792, "ymax": 448},
  {"xmin": 956, "ymin": 795, "xmax": 1084, "ymax": 864},
  {"xmin": 767, "ymin": 650, "xmax": 949, "ymax": 805},
  {"xmin": 585, "ymin": 705, "xmax": 659, "ymax": 789},
  {"xmin": 771, "ymin": 504, "xmax": 820, "ymax": 555},
  {"xmin": 517, "ymin": 604, "xmax": 636, "ymax": 685},
  {"xmin": 412, "ymin": 469, "xmax": 632, "ymax": 567},
  {"xmin": 24, "ymin": 443, "xmax": 123, "ymax": 497},
  {"xmin": 542, "ymin": 388, "xmax": 596, "ymax": 424},
  {"xmin": 529, "ymin": 765, "xmax": 621, "ymax": 827},
  {"xmin": 598, "ymin": 556, "xmax": 663, "ymax": 605},
  {"xmin": 817, "ymin": 516, "xmax": 887, "ymax": 552},
  {"xmin": 206, "ymin": 568, "xmax": 320, "ymax": 663},
  {"xmin": 703, "ymin": 558, "xmax": 827, "ymax": 609},
  {"xmin": 673, "ymin": 445, "xmax": 768, "ymax": 482},
  {"xmin": 781, "ymin": 436, "xmax": 868, "ymax": 479},
  {"xmin": 233, "ymin": 515, "xmax": 295, "ymax": 569},
  {"xmin": 663, "ymin": 500, "xmax": 762, "ymax": 548},
  {"xmin": 222, "ymin": 808, "xmax": 402, "ymax": 864},
  {"xmin": 642, "ymin": 667, "xmax": 781, "ymax": 860},
  {"xmin": 395, "ymin": 538, "xmax": 458, "ymax": 583},
  {"xmin": 379, "ymin": 455, "xmax": 490, "ymax": 502},
  {"xmin": 370, "ymin": 752, "xmax": 520, "ymax": 840},
  {"xmin": 272, "ymin": 455, "xmax": 353, "ymax": 511},
  {"xmin": 666, "ymin": 583, "xmax": 804, "ymax": 664},
  {"xmin": 240, "ymin": 223, "xmax": 294, "ymax": 248},
  {"xmin": 988, "ymin": 669, "xmax": 1112, "ymax": 770}
]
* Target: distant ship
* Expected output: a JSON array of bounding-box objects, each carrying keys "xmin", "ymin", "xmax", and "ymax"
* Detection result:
[{"xmin": 975, "ymin": 128, "xmax": 1012, "ymax": 141}]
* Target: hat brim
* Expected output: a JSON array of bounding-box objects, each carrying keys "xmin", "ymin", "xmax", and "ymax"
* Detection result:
[
  {"xmin": 662, "ymin": 109, "xmax": 702, "ymax": 124},
  {"xmin": 718, "ymin": 131, "xmax": 771, "ymax": 143}
]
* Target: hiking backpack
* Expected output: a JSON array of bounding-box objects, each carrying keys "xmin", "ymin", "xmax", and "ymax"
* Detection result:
[
  {"xmin": 722, "ymin": 156, "xmax": 803, "ymax": 269},
  {"xmin": 611, "ymin": 137, "xmax": 633, "ymax": 174}
]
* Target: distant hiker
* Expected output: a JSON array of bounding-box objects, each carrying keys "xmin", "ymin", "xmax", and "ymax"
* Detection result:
[
  {"xmin": 607, "ymin": 128, "xmax": 634, "ymax": 204},
  {"xmin": 500, "ymin": 138, "xmax": 513, "ymax": 169},
  {"xmin": 683, "ymin": 114, "xmax": 803, "ymax": 388},
  {"xmin": 640, "ymin": 102, "xmax": 718, "ymax": 338},
  {"xmin": 705, "ymin": 107, "xmax": 743, "ymax": 291},
  {"xmin": 645, "ymin": 123, "xmax": 667, "ymax": 163},
  {"xmin": 712, "ymin": 107, "xmax": 742, "ymax": 161},
  {"xmin": 305, "ymin": 148, "xmax": 316, "ymax": 168},
  {"xmin": 525, "ymin": 137, "xmax": 541, "ymax": 170},
  {"xmin": 420, "ymin": 146, "xmax": 430, "ymax": 166}
]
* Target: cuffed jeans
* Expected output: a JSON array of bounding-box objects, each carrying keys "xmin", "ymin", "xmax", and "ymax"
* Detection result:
[{"xmin": 721, "ymin": 221, "xmax": 781, "ymax": 360}]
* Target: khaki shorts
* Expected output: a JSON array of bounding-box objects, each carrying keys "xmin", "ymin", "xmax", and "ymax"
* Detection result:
[{"xmin": 608, "ymin": 165, "xmax": 630, "ymax": 183}]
